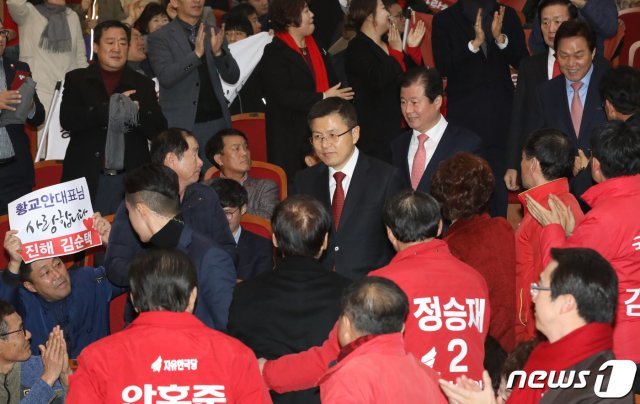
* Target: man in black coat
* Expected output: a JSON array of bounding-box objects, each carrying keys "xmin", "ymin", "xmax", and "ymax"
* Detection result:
[
  {"xmin": 505, "ymin": 0, "xmax": 577, "ymax": 192},
  {"xmin": 60, "ymin": 20, "xmax": 167, "ymax": 215},
  {"xmin": 432, "ymin": 0, "xmax": 528, "ymax": 216},
  {"xmin": 391, "ymin": 67, "xmax": 482, "ymax": 193},
  {"xmin": 293, "ymin": 98, "xmax": 406, "ymax": 280},
  {"xmin": 0, "ymin": 20, "xmax": 45, "ymax": 214},
  {"xmin": 228, "ymin": 194, "xmax": 350, "ymax": 404}
]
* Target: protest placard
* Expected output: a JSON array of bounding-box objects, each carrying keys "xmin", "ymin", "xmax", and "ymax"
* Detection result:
[{"xmin": 8, "ymin": 178, "xmax": 102, "ymax": 263}]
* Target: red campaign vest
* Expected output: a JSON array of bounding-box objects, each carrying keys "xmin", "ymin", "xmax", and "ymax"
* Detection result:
[{"xmin": 370, "ymin": 239, "xmax": 490, "ymax": 381}]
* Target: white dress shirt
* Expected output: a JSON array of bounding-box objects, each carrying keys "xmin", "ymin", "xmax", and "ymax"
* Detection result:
[
  {"xmin": 407, "ymin": 115, "xmax": 448, "ymax": 173},
  {"xmin": 547, "ymin": 49, "xmax": 557, "ymax": 80},
  {"xmin": 328, "ymin": 147, "xmax": 359, "ymax": 201}
]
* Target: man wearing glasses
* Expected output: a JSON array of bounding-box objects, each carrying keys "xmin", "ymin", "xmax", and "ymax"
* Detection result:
[
  {"xmin": 440, "ymin": 247, "xmax": 632, "ymax": 403},
  {"xmin": 1, "ymin": 214, "xmax": 123, "ymax": 359},
  {"xmin": 292, "ymin": 97, "xmax": 405, "ymax": 280},
  {"xmin": 0, "ymin": 20, "xmax": 45, "ymax": 215},
  {"xmin": 0, "ymin": 301, "xmax": 69, "ymax": 403}
]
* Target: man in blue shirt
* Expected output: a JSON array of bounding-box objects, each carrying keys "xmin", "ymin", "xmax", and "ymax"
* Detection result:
[{"xmin": 1, "ymin": 214, "xmax": 124, "ymax": 358}]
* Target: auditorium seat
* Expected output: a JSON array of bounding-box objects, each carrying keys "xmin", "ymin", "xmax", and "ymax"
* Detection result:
[
  {"xmin": 204, "ymin": 160, "xmax": 288, "ymax": 200},
  {"xmin": 231, "ymin": 112, "xmax": 267, "ymax": 161}
]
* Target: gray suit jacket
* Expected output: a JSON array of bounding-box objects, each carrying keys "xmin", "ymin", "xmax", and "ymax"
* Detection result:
[
  {"xmin": 244, "ymin": 176, "xmax": 279, "ymax": 219},
  {"xmin": 147, "ymin": 19, "xmax": 240, "ymax": 130}
]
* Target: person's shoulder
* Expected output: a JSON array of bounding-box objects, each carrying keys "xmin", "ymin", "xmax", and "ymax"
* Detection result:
[
  {"xmin": 149, "ymin": 19, "xmax": 177, "ymax": 40},
  {"xmin": 359, "ymin": 152, "xmax": 400, "ymax": 176},
  {"xmin": 241, "ymin": 228, "xmax": 271, "ymax": 246},
  {"xmin": 444, "ymin": 123, "xmax": 481, "ymax": 142}
]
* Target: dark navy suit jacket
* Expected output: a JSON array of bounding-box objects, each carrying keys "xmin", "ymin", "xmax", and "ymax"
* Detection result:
[
  {"xmin": 391, "ymin": 124, "xmax": 483, "ymax": 193},
  {"xmin": 236, "ymin": 228, "xmax": 273, "ymax": 280}
]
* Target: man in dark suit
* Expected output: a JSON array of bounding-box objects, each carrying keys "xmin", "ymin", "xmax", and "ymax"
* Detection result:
[
  {"xmin": 228, "ymin": 194, "xmax": 350, "ymax": 404},
  {"xmin": 0, "ymin": 20, "xmax": 45, "ymax": 214},
  {"xmin": 293, "ymin": 98, "xmax": 406, "ymax": 280},
  {"xmin": 122, "ymin": 164, "xmax": 236, "ymax": 331},
  {"xmin": 529, "ymin": 20, "xmax": 609, "ymax": 203},
  {"xmin": 60, "ymin": 20, "xmax": 167, "ymax": 215},
  {"xmin": 432, "ymin": 0, "xmax": 528, "ymax": 216},
  {"xmin": 505, "ymin": 0, "xmax": 577, "ymax": 192},
  {"xmin": 600, "ymin": 66, "xmax": 640, "ymax": 125},
  {"xmin": 105, "ymin": 128, "xmax": 237, "ymax": 289},
  {"xmin": 147, "ymin": 0, "xmax": 239, "ymax": 171},
  {"xmin": 209, "ymin": 178, "xmax": 273, "ymax": 280},
  {"xmin": 391, "ymin": 67, "xmax": 482, "ymax": 193}
]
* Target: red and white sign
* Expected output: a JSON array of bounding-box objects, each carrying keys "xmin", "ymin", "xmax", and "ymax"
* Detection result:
[{"xmin": 8, "ymin": 178, "xmax": 101, "ymax": 263}]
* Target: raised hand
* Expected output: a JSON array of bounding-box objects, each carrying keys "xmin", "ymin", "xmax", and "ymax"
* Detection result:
[
  {"xmin": 388, "ymin": 23, "xmax": 403, "ymax": 52},
  {"xmin": 92, "ymin": 212, "xmax": 112, "ymax": 245},
  {"xmin": 406, "ymin": 18, "xmax": 426, "ymax": 48},
  {"xmin": 472, "ymin": 8, "xmax": 485, "ymax": 49},
  {"xmin": 39, "ymin": 328, "xmax": 65, "ymax": 387},
  {"xmin": 211, "ymin": 24, "xmax": 225, "ymax": 57},
  {"xmin": 3, "ymin": 230, "xmax": 23, "ymax": 274},
  {"xmin": 194, "ymin": 23, "xmax": 206, "ymax": 58},
  {"xmin": 492, "ymin": 5, "xmax": 506, "ymax": 43}
]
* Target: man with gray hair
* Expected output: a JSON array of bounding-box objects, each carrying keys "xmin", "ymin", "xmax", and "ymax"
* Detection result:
[{"xmin": 319, "ymin": 277, "xmax": 446, "ymax": 403}]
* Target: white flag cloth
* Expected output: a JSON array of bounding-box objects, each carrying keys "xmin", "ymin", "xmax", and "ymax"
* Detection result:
[{"xmin": 221, "ymin": 32, "xmax": 273, "ymax": 104}]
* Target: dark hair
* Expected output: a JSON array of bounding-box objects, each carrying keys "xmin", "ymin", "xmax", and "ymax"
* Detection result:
[
  {"xmin": 226, "ymin": 3, "xmax": 258, "ymax": 19},
  {"xmin": 600, "ymin": 66, "xmax": 640, "ymax": 116},
  {"xmin": 136, "ymin": 3, "xmax": 170, "ymax": 35},
  {"xmin": 590, "ymin": 121, "xmax": 640, "ymax": 178},
  {"xmin": 129, "ymin": 249, "xmax": 198, "ymax": 312},
  {"xmin": 431, "ymin": 153, "xmax": 494, "ymax": 221},
  {"xmin": 150, "ymin": 128, "xmax": 194, "ymax": 165},
  {"xmin": 270, "ymin": 0, "xmax": 307, "ymax": 32},
  {"xmin": 383, "ymin": 190, "xmax": 440, "ymax": 243},
  {"xmin": 341, "ymin": 277, "xmax": 408, "ymax": 336},
  {"xmin": 223, "ymin": 14, "xmax": 253, "ymax": 37},
  {"xmin": 208, "ymin": 178, "xmax": 248, "ymax": 208},
  {"xmin": 549, "ymin": 248, "xmax": 618, "ymax": 323},
  {"xmin": 537, "ymin": 0, "xmax": 578, "ymax": 22},
  {"xmin": 346, "ymin": 0, "xmax": 378, "ymax": 31},
  {"xmin": 205, "ymin": 128, "xmax": 249, "ymax": 168},
  {"xmin": 484, "ymin": 336, "xmax": 507, "ymax": 392},
  {"xmin": 307, "ymin": 97, "xmax": 357, "ymax": 129},
  {"xmin": 94, "ymin": 20, "xmax": 131, "ymax": 44},
  {"xmin": 400, "ymin": 67, "xmax": 444, "ymax": 102},
  {"xmin": 523, "ymin": 128, "xmax": 574, "ymax": 181},
  {"xmin": 0, "ymin": 301, "xmax": 17, "ymax": 339},
  {"xmin": 124, "ymin": 164, "xmax": 181, "ymax": 216},
  {"xmin": 272, "ymin": 195, "xmax": 331, "ymax": 257},
  {"xmin": 501, "ymin": 338, "xmax": 540, "ymax": 386},
  {"xmin": 553, "ymin": 19, "xmax": 596, "ymax": 53}
]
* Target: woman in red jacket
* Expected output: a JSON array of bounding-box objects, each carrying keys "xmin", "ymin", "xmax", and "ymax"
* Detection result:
[{"xmin": 432, "ymin": 152, "xmax": 516, "ymax": 352}]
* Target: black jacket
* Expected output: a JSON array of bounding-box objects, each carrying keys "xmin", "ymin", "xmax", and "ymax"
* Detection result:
[
  {"xmin": 0, "ymin": 58, "xmax": 45, "ymax": 213},
  {"xmin": 60, "ymin": 63, "xmax": 167, "ymax": 200},
  {"xmin": 292, "ymin": 152, "xmax": 406, "ymax": 279},
  {"xmin": 228, "ymin": 255, "xmax": 350, "ymax": 404},
  {"xmin": 260, "ymin": 36, "xmax": 338, "ymax": 179}
]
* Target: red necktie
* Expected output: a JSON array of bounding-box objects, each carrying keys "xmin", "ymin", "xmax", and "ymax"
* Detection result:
[
  {"xmin": 410, "ymin": 133, "xmax": 429, "ymax": 190},
  {"xmin": 332, "ymin": 172, "xmax": 346, "ymax": 230},
  {"xmin": 571, "ymin": 81, "xmax": 584, "ymax": 137},
  {"xmin": 552, "ymin": 58, "xmax": 561, "ymax": 78}
]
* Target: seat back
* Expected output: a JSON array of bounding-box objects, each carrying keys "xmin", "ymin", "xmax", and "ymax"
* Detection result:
[
  {"xmin": 231, "ymin": 113, "xmax": 267, "ymax": 161},
  {"xmin": 109, "ymin": 293, "xmax": 129, "ymax": 334},
  {"xmin": 603, "ymin": 19, "xmax": 626, "ymax": 62},
  {"xmin": 204, "ymin": 161, "xmax": 288, "ymax": 200},
  {"xmin": 34, "ymin": 160, "xmax": 63, "ymax": 191},
  {"xmin": 618, "ymin": 7, "xmax": 640, "ymax": 66},
  {"xmin": 629, "ymin": 40, "xmax": 640, "ymax": 68},
  {"xmin": 241, "ymin": 214, "xmax": 272, "ymax": 240}
]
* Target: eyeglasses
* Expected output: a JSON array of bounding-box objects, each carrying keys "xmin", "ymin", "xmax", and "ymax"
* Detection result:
[
  {"xmin": 223, "ymin": 207, "xmax": 240, "ymax": 218},
  {"xmin": 0, "ymin": 324, "xmax": 25, "ymax": 338},
  {"xmin": 0, "ymin": 30, "xmax": 10, "ymax": 38},
  {"xmin": 530, "ymin": 283, "xmax": 551, "ymax": 298},
  {"xmin": 309, "ymin": 127, "xmax": 355, "ymax": 145}
]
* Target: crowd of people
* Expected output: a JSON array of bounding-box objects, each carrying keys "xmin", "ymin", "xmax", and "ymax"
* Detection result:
[{"xmin": 1, "ymin": 0, "xmax": 640, "ymax": 402}]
